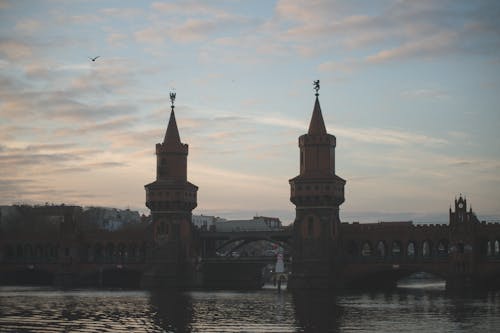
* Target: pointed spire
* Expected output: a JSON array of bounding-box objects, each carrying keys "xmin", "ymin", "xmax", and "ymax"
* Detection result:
[
  {"xmin": 164, "ymin": 109, "xmax": 181, "ymax": 144},
  {"xmin": 308, "ymin": 96, "xmax": 327, "ymax": 135}
]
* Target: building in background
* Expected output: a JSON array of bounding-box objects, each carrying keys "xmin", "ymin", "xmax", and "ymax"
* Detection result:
[
  {"xmin": 214, "ymin": 216, "xmax": 283, "ymax": 232},
  {"xmin": 81, "ymin": 207, "xmax": 142, "ymax": 231},
  {"xmin": 192, "ymin": 215, "xmax": 227, "ymax": 230}
]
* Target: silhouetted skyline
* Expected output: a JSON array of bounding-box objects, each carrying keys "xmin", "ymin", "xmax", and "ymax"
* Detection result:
[{"xmin": 1, "ymin": 1, "xmax": 499, "ymax": 223}]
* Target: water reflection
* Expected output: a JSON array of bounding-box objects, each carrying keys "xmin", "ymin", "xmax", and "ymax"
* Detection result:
[
  {"xmin": 292, "ymin": 290, "xmax": 343, "ymax": 332},
  {"xmin": 0, "ymin": 285, "xmax": 500, "ymax": 332},
  {"xmin": 149, "ymin": 289, "xmax": 193, "ymax": 332}
]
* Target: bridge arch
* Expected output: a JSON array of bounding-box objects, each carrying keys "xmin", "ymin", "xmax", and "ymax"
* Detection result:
[
  {"xmin": 391, "ymin": 240, "xmax": 402, "ymax": 256},
  {"xmin": 346, "ymin": 240, "xmax": 358, "ymax": 257},
  {"xmin": 215, "ymin": 236, "xmax": 290, "ymax": 256},
  {"xmin": 361, "ymin": 241, "xmax": 372, "ymax": 256},
  {"xmin": 376, "ymin": 240, "xmax": 387, "ymax": 257},
  {"xmin": 422, "ymin": 240, "xmax": 432, "ymax": 257},
  {"xmin": 407, "ymin": 241, "xmax": 416, "ymax": 257},
  {"xmin": 437, "ymin": 239, "xmax": 449, "ymax": 256}
]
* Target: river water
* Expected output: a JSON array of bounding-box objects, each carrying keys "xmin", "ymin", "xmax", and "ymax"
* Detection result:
[{"xmin": 1, "ymin": 281, "xmax": 499, "ymax": 332}]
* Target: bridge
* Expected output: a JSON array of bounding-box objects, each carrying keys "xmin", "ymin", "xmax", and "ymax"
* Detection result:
[
  {"xmin": 197, "ymin": 229, "xmax": 292, "ymax": 257},
  {"xmin": 2, "ymin": 90, "xmax": 500, "ymax": 290},
  {"xmin": 1, "ymin": 200, "xmax": 500, "ymax": 289}
]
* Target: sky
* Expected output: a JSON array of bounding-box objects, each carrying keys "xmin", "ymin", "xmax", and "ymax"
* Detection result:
[{"xmin": 1, "ymin": 0, "xmax": 499, "ymax": 224}]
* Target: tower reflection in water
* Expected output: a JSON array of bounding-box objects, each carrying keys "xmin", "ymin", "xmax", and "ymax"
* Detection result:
[
  {"xmin": 149, "ymin": 289, "xmax": 193, "ymax": 333},
  {"xmin": 292, "ymin": 290, "xmax": 343, "ymax": 332},
  {"xmin": 148, "ymin": 288, "xmax": 344, "ymax": 333}
]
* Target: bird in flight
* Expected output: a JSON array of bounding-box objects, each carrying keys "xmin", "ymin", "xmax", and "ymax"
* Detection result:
[{"xmin": 89, "ymin": 56, "xmax": 100, "ymax": 62}]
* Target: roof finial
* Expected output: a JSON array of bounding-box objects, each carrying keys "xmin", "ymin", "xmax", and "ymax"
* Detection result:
[
  {"xmin": 313, "ymin": 80, "xmax": 320, "ymax": 97},
  {"xmin": 169, "ymin": 89, "xmax": 176, "ymax": 112}
]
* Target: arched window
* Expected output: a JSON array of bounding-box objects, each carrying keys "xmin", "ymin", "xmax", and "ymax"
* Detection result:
[
  {"xmin": 422, "ymin": 240, "xmax": 431, "ymax": 257},
  {"xmin": 437, "ymin": 240, "xmax": 448, "ymax": 256},
  {"xmin": 347, "ymin": 241, "xmax": 358, "ymax": 257},
  {"xmin": 487, "ymin": 240, "xmax": 492, "ymax": 256},
  {"xmin": 495, "ymin": 240, "xmax": 500, "ymax": 256},
  {"xmin": 392, "ymin": 241, "xmax": 402, "ymax": 256},
  {"xmin": 407, "ymin": 242, "xmax": 416, "ymax": 257},
  {"xmin": 361, "ymin": 242, "xmax": 372, "ymax": 256},
  {"xmin": 376, "ymin": 241, "xmax": 386, "ymax": 257}
]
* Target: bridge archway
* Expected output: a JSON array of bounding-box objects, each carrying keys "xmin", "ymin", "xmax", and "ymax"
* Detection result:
[
  {"xmin": 407, "ymin": 241, "xmax": 416, "ymax": 257},
  {"xmin": 347, "ymin": 241, "xmax": 358, "ymax": 257},
  {"xmin": 376, "ymin": 241, "xmax": 387, "ymax": 257},
  {"xmin": 391, "ymin": 241, "xmax": 402, "ymax": 256},
  {"xmin": 361, "ymin": 241, "xmax": 372, "ymax": 256},
  {"xmin": 214, "ymin": 237, "xmax": 291, "ymax": 258},
  {"xmin": 437, "ymin": 239, "xmax": 449, "ymax": 256},
  {"xmin": 422, "ymin": 240, "xmax": 432, "ymax": 257}
]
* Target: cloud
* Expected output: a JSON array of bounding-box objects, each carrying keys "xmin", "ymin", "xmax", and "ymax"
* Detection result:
[
  {"xmin": 100, "ymin": 7, "xmax": 144, "ymax": 19},
  {"xmin": 365, "ymin": 31, "xmax": 458, "ymax": 63},
  {"xmin": 134, "ymin": 27, "xmax": 166, "ymax": 45},
  {"xmin": 151, "ymin": 2, "xmax": 227, "ymax": 16},
  {"xmin": 54, "ymin": 116, "xmax": 137, "ymax": 137},
  {"xmin": 274, "ymin": 0, "xmax": 500, "ymax": 70},
  {"xmin": 135, "ymin": 2, "xmax": 261, "ymax": 45},
  {"xmin": 252, "ymin": 114, "xmax": 447, "ymax": 146},
  {"xmin": 401, "ymin": 88, "xmax": 449, "ymax": 99},
  {"xmin": 107, "ymin": 33, "xmax": 128, "ymax": 46},
  {"xmin": 14, "ymin": 19, "xmax": 42, "ymax": 35},
  {"xmin": 336, "ymin": 127, "xmax": 448, "ymax": 146},
  {"xmin": 170, "ymin": 16, "xmax": 257, "ymax": 43},
  {"xmin": 0, "ymin": 39, "xmax": 32, "ymax": 60},
  {"xmin": 0, "ymin": 1, "xmax": 9, "ymax": 9}
]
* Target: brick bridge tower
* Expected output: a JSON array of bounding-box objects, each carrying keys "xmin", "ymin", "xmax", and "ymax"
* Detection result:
[
  {"xmin": 289, "ymin": 81, "xmax": 346, "ymax": 289},
  {"xmin": 142, "ymin": 92, "xmax": 199, "ymax": 288},
  {"xmin": 447, "ymin": 195, "xmax": 479, "ymax": 287}
]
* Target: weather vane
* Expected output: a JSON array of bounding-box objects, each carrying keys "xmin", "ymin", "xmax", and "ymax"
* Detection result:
[
  {"xmin": 169, "ymin": 89, "xmax": 176, "ymax": 111},
  {"xmin": 313, "ymin": 80, "xmax": 320, "ymax": 96}
]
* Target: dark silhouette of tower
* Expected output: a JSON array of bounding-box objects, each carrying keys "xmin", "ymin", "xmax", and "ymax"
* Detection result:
[
  {"xmin": 289, "ymin": 83, "xmax": 346, "ymax": 289},
  {"xmin": 447, "ymin": 195, "xmax": 479, "ymax": 286},
  {"xmin": 142, "ymin": 93, "xmax": 199, "ymax": 288}
]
